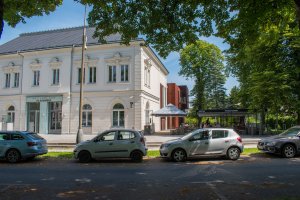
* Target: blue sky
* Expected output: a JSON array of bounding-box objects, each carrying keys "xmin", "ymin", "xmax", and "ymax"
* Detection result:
[{"xmin": 0, "ymin": 0, "xmax": 238, "ymax": 93}]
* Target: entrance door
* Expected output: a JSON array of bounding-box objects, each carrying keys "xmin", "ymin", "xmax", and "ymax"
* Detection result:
[
  {"xmin": 29, "ymin": 110, "xmax": 40, "ymax": 133},
  {"xmin": 49, "ymin": 102, "xmax": 62, "ymax": 134},
  {"xmin": 27, "ymin": 102, "xmax": 40, "ymax": 133}
]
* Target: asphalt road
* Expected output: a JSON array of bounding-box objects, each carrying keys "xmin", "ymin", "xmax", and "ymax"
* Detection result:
[{"xmin": 0, "ymin": 154, "xmax": 299, "ymax": 200}]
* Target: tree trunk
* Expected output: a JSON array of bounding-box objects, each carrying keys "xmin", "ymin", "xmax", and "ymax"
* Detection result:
[
  {"xmin": 259, "ymin": 109, "xmax": 266, "ymax": 135},
  {"xmin": 295, "ymin": 0, "xmax": 300, "ymax": 29},
  {"xmin": 0, "ymin": 0, "xmax": 3, "ymax": 39}
]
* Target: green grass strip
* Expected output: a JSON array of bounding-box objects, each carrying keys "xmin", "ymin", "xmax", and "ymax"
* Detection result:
[{"xmin": 39, "ymin": 148, "xmax": 261, "ymax": 159}]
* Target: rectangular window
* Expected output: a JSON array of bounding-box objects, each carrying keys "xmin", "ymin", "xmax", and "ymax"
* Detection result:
[
  {"xmin": 78, "ymin": 68, "xmax": 85, "ymax": 84},
  {"xmin": 89, "ymin": 67, "xmax": 96, "ymax": 83},
  {"xmin": 33, "ymin": 70, "xmax": 40, "ymax": 86},
  {"xmin": 108, "ymin": 65, "xmax": 116, "ymax": 82},
  {"xmin": 5, "ymin": 73, "xmax": 10, "ymax": 88},
  {"xmin": 52, "ymin": 69, "xmax": 60, "ymax": 85},
  {"xmin": 212, "ymin": 130, "xmax": 229, "ymax": 139},
  {"xmin": 121, "ymin": 65, "xmax": 129, "ymax": 82},
  {"xmin": 13, "ymin": 73, "xmax": 19, "ymax": 88}
]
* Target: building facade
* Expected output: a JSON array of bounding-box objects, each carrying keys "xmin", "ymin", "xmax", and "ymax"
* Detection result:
[
  {"xmin": 0, "ymin": 27, "xmax": 168, "ymax": 134},
  {"xmin": 166, "ymin": 83, "xmax": 189, "ymax": 129}
]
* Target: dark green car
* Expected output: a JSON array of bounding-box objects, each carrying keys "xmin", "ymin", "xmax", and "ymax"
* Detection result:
[{"xmin": 257, "ymin": 126, "xmax": 300, "ymax": 158}]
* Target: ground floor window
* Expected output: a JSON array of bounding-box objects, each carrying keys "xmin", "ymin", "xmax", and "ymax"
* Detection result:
[
  {"xmin": 113, "ymin": 103, "xmax": 124, "ymax": 127},
  {"xmin": 7, "ymin": 106, "xmax": 15, "ymax": 123},
  {"xmin": 82, "ymin": 104, "xmax": 92, "ymax": 127},
  {"xmin": 49, "ymin": 102, "xmax": 62, "ymax": 131}
]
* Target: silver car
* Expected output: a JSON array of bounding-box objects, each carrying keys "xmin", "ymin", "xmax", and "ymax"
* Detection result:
[
  {"xmin": 257, "ymin": 126, "xmax": 300, "ymax": 158},
  {"xmin": 160, "ymin": 128, "xmax": 244, "ymax": 162},
  {"xmin": 0, "ymin": 131, "xmax": 48, "ymax": 163},
  {"xmin": 74, "ymin": 129, "xmax": 147, "ymax": 163}
]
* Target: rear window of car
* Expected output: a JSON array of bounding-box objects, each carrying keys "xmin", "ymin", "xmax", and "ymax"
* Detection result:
[
  {"xmin": 117, "ymin": 131, "xmax": 136, "ymax": 140},
  {"xmin": 212, "ymin": 130, "xmax": 229, "ymax": 139},
  {"xmin": 26, "ymin": 132, "xmax": 44, "ymax": 140},
  {"xmin": 0, "ymin": 133, "xmax": 9, "ymax": 140},
  {"xmin": 11, "ymin": 134, "xmax": 24, "ymax": 140}
]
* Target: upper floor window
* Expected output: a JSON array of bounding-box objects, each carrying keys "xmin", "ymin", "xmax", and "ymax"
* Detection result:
[
  {"xmin": 78, "ymin": 68, "xmax": 86, "ymax": 84},
  {"xmin": 144, "ymin": 59, "xmax": 151, "ymax": 88},
  {"xmin": 108, "ymin": 65, "xmax": 116, "ymax": 82},
  {"xmin": 13, "ymin": 73, "xmax": 20, "ymax": 88},
  {"xmin": 33, "ymin": 70, "xmax": 40, "ymax": 86},
  {"xmin": 5, "ymin": 73, "xmax": 11, "ymax": 88},
  {"xmin": 121, "ymin": 65, "xmax": 129, "ymax": 82},
  {"xmin": 89, "ymin": 67, "xmax": 96, "ymax": 84},
  {"xmin": 52, "ymin": 69, "xmax": 60, "ymax": 85}
]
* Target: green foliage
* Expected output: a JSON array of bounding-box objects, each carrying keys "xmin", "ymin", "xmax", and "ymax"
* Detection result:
[
  {"xmin": 85, "ymin": 0, "xmax": 230, "ymax": 58},
  {"xmin": 185, "ymin": 116, "xmax": 198, "ymax": 126},
  {"xmin": 179, "ymin": 40, "xmax": 227, "ymax": 115},
  {"xmin": 1, "ymin": 0, "xmax": 63, "ymax": 38}
]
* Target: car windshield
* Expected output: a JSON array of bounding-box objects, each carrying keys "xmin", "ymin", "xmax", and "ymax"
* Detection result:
[
  {"xmin": 181, "ymin": 129, "xmax": 202, "ymax": 140},
  {"xmin": 279, "ymin": 127, "xmax": 300, "ymax": 137},
  {"xmin": 26, "ymin": 132, "xmax": 44, "ymax": 140}
]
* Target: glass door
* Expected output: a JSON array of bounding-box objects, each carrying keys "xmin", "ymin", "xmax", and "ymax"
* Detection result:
[
  {"xmin": 29, "ymin": 110, "xmax": 40, "ymax": 133},
  {"xmin": 49, "ymin": 102, "xmax": 62, "ymax": 134},
  {"xmin": 27, "ymin": 103, "xmax": 40, "ymax": 133}
]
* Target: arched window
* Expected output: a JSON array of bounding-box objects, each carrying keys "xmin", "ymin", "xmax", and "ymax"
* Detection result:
[
  {"xmin": 82, "ymin": 104, "xmax": 92, "ymax": 127},
  {"xmin": 113, "ymin": 103, "xmax": 124, "ymax": 127},
  {"xmin": 7, "ymin": 106, "xmax": 15, "ymax": 123}
]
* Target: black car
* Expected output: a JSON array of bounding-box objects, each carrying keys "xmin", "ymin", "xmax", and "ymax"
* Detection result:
[{"xmin": 257, "ymin": 126, "xmax": 300, "ymax": 158}]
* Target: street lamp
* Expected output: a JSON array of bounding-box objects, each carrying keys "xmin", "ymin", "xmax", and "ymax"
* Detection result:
[{"xmin": 76, "ymin": 5, "xmax": 87, "ymax": 144}]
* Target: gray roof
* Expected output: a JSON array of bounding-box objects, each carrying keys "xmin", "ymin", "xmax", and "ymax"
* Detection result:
[
  {"xmin": 152, "ymin": 104, "xmax": 187, "ymax": 117},
  {"xmin": 0, "ymin": 27, "xmax": 133, "ymax": 55}
]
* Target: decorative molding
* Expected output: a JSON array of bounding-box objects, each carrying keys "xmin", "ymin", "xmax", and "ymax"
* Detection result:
[
  {"xmin": 49, "ymin": 57, "xmax": 62, "ymax": 68},
  {"xmin": 2, "ymin": 61, "xmax": 21, "ymax": 73},
  {"xmin": 144, "ymin": 58, "xmax": 152, "ymax": 69},
  {"xmin": 74, "ymin": 54, "xmax": 98, "ymax": 67},
  {"xmin": 30, "ymin": 58, "xmax": 42, "ymax": 70},
  {"xmin": 104, "ymin": 52, "xmax": 131, "ymax": 65}
]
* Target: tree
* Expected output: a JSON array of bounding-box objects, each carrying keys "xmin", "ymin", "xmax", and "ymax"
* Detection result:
[
  {"xmin": 85, "ymin": 0, "xmax": 231, "ymax": 58},
  {"xmin": 179, "ymin": 40, "xmax": 226, "ymax": 124},
  {"xmin": 221, "ymin": 0, "xmax": 300, "ymax": 129},
  {"xmin": 0, "ymin": 0, "xmax": 63, "ymax": 39}
]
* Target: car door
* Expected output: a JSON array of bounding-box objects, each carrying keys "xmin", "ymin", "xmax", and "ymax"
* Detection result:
[
  {"xmin": 113, "ymin": 130, "xmax": 137, "ymax": 157},
  {"xmin": 93, "ymin": 131, "xmax": 117, "ymax": 158},
  {"xmin": 186, "ymin": 130, "xmax": 210, "ymax": 156},
  {"xmin": 0, "ymin": 132, "xmax": 10, "ymax": 157},
  {"xmin": 207, "ymin": 130, "xmax": 229, "ymax": 154}
]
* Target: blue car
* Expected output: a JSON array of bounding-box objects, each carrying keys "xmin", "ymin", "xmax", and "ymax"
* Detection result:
[{"xmin": 0, "ymin": 131, "xmax": 48, "ymax": 163}]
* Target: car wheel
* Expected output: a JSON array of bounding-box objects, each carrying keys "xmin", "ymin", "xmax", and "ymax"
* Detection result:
[
  {"xmin": 227, "ymin": 147, "xmax": 240, "ymax": 160},
  {"xmin": 6, "ymin": 149, "xmax": 21, "ymax": 163},
  {"xmin": 131, "ymin": 151, "xmax": 143, "ymax": 162},
  {"xmin": 282, "ymin": 144, "xmax": 296, "ymax": 158},
  {"xmin": 78, "ymin": 151, "xmax": 92, "ymax": 163},
  {"xmin": 172, "ymin": 149, "xmax": 186, "ymax": 162}
]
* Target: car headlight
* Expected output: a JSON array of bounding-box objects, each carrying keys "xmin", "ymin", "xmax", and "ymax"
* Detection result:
[{"xmin": 266, "ymin": 141, "xmax": 276, "ymax": 146}]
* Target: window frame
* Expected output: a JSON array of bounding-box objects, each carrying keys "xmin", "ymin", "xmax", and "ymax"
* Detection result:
[
  {"xmin": 108, "ymin": 65, "xmax": 117, "ymax": 83},
  {"xmin": 52, "ymin": 68, "xmax": 60, "ymax": 85},
  {"xmin": 5, "ymin": 73, "xmax": 11, "ymax": 88},
  {"xmin": 88, "ymin": 66, "xmax": 97, "ymax": 84},
  {"xmin": 13, "ymin": 72, "xmax": 20, "ymax": 88},
  {"xmin": 120, "ymin": 64, "xmax": 129, "ymax": 82},
  {"xmin": 82, "ymin": 104, "xmax": 92, "ymax": 127},
  {"xmin": 33, "ymin": 70, "xmax": 40, "ymax": 86}
]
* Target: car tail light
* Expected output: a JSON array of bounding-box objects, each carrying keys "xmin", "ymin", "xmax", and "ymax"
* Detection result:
[
  {"xmin": 27, "ymin": 142, "xmax": 37, "ymax": 147},
  {"xmin": 140, "ymin": 137, "xmax": 146, "ymax": 146},
  {"xmin": 237, "ymin": 137, "xmax": 242, "ymax": 143}
]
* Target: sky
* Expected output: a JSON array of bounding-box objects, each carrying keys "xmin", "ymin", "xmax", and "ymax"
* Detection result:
[{"xmin": 0, "ymin": 0, "xmax": 238, "ymax": 93}]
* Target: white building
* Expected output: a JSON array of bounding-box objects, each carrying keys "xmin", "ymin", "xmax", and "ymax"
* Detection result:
[{"xmin": 0, "ymin": 27, "xmax": 168, "ymax": 134}]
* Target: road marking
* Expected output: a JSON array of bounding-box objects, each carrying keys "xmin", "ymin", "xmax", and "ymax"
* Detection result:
[{"xmin": 207, "ymin": 183, "xmax": 228, "ymax": 200}]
